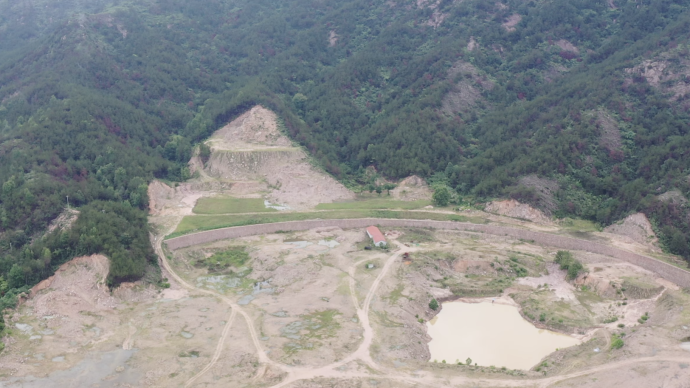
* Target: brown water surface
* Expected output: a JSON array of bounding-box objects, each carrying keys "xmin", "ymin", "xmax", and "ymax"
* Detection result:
[{"xmin": 427, "ymin": 301, "xmax": 580, "ymax": 369}]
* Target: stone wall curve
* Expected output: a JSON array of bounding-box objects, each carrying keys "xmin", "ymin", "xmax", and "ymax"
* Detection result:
[{"xmin": 165, "ymin": 218, "xmax": 690, "ymax": 288}]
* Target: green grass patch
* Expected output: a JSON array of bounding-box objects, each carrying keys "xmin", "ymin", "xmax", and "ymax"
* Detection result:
[
  {"xmin": 315, "ymin": 199, "xmax": 430, "ymax": 210},
  {"xmin": 193, "ymin": 197, "xmax": 276, "ymax": 214},
  {"xmin": 559, "ymin": 218, "xmax": 602, "ymax": 233},
  {"xmin": 166, "ymin": 210, "xmax": 487, "ymax": 239},
  {"xmin": 201, "ymin": 246, "xmax": 250, "ymax": 272}
]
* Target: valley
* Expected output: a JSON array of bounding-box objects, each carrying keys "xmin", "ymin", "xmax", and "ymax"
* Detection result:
[{"xmin": 1, "ymin": 107, "xmax": 689, "ymax": 387}]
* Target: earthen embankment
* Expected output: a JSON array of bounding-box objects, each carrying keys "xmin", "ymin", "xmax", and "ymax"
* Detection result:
[{"xmin": 165, "ymin": 218, "xmax": 690, "ymax": 288}]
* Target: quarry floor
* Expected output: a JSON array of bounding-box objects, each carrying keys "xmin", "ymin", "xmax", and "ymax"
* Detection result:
[{"xmin": 1, "ymin": 105, "xmax": 689, "ymax": 387}]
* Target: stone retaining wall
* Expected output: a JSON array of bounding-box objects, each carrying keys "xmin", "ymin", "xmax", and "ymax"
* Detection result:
[{"xmin": 165, "ymin": 218, "xmax": 690, "ymax": 288}]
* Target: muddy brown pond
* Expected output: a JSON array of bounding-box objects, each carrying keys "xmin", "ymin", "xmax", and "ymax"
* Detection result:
[{"xmin": 427, "ymin": 301, "xmax": 580, "ymax": 370}]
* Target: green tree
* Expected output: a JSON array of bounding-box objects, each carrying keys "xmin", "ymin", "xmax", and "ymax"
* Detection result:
[
  {"xmin": 7, "ymin": 264, "xmax": 25, "ymax": 289},
  {"xmin": 41, "ymin": 248, "xmax": 52, "ymax": 267},
  {"xmin": 199, "ymin": 143, "xmax": 212, "ymax": 166},
  {"xmin": 429, "ymin": 298, "xmax": 439, "ymax": 310},
  {"xmin": 432, "ymin": 187, "xmax": 450, "ymax": 207}
]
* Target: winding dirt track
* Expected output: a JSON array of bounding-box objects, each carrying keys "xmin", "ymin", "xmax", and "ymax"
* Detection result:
[{"xmin": 154, "ymin": 218, "xmax": 690, "ymax": 387}]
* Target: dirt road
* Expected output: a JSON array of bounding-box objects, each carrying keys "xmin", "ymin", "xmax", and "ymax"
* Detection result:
[{"xmin": 153, "ymin": 218, "xmax": 690, "ymax": 387}]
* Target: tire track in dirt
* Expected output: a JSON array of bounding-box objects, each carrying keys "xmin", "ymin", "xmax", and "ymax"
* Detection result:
[
  {"xmin": 185, "ymin": 309, "xmax": 237, "ymax": 387},
  {"xmin": 152, "ymin": 217, "xmax": 292, "ymax": 384},
  {"xmin": 157, "ymin": 217, "xmax": 690, "ymax": 387}
]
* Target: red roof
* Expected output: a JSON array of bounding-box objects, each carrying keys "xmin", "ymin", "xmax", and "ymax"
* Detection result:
[{"xmin": 366, "ymin": 226, "xmax": 386, "ymax": 243}]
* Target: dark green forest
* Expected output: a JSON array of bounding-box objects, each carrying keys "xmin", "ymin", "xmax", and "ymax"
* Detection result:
[{"xmin": 1, "ymin": 0, "xmax": 690, "ymax": 309}]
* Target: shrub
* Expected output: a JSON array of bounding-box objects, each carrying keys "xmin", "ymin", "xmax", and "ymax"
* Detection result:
[
  {"xmin": 429, "ymin": 298, "xmax": 439, "ymax": 310},
  {"xmin": 432, "ymin": 187, "xmax": 450, "ymax": 207},
  {"xmin": 554, "ymin": 251, "xmax": 585, "ymax": 280},
  {"xmin": 610, "ymin": 335, "xmax": 624, "ymax": 350},
  {"xmin": 201, "ymin": 247, "xmax": 250, "ymax": 272}
]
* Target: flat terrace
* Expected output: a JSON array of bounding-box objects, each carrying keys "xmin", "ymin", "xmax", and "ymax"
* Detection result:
[{"xmin": 165, "ymin": 218, "xmax": 690, "ymax": 289}]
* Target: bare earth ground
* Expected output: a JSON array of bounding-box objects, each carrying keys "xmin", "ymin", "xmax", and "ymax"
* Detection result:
[
  {"xmin": 4, "ymin": 218, "xmax": 689, "ymax": 387},
  {"xmin": 390, "ymin": 175, "xmax": 432, "ymax": 201},
  {"xmin": 2, "ymin": 107, "xmax": 690, "ymax": 388},
  {"xmin": 485, "ymin": 199, "xmax": 554, "ymax": 225},
  {"xmin": 203, "ymin": 105, "xmax": 354, "ymax": 210}
]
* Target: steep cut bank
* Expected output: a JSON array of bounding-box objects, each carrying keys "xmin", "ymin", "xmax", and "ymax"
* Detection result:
[{"xmin": 202, "ymin": 106, "xmax": 354, "ymax": 210}]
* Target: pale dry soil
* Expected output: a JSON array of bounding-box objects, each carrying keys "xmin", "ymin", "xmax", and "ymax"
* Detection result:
[
  {"xmin": 3, "ymin": 105, "xmax": 690, "ymax": 387},
  {"xmin": 5, "ymin": 218, "xmax": 689, "ymax": 388}
]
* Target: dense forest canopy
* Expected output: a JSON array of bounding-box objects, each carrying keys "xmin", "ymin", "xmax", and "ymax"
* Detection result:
[{"xmin": 1, "ymin": 0, "xmax": 690, "ymax": 308}]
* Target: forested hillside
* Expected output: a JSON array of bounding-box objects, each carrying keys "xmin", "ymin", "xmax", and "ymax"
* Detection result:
[{"xmin": 1, "ymin": 0, "xmax": 690, "ymax": 308}]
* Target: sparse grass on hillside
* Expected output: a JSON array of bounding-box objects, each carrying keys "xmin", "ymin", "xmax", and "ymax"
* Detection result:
[
  {"xmin": 315, "ymin": 199, "xmax": 430, "ymax": 210},
  {"xmin": 193, "ymin": 197, "xmax": 276, "ymax": 214},
  {"xmin": 167, "ymin": 211, "xmax": 487, "ymax": 238},
  {"xmin": 558, "ymin": 218, "xmax": 602, "ymax": 233}
]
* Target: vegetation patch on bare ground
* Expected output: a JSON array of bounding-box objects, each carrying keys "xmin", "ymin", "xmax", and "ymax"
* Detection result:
[
  {"xmin": 315, "ymin": 198, "xmax": 430, "ymax": 211},
  {"xmin": 167, "ymin": 210, "xmax": 487, "ymax": 238},
  {"xmin": 193, "ymin": 197, "xmax": 276, "ymax": 214}
]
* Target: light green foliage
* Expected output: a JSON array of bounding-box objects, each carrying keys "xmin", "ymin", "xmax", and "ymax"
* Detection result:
[
  {"xmin": 610, "ymin": 335, "xmax": 625, "ymax": 350},
  {"xmin": 193, "ymin": 197, "xmax": 276, "ymax": 214},
  {"xmin": 315, "ymin": 199, "xmax": 430, "ymax": 210},
  {"xmin": 432, "ymin": 187, "xmax": 451, "ymax": 207},
  {"xmin": 169, "ymin": 210, "xmax": 487, "ymax": 237},
  {"xmin": 554, "ymin": 251, "xmax": 584, "ymax": 280},
  {"xmin": 202, "ymin": 247, "xmax": 250, "ymax": 272}
]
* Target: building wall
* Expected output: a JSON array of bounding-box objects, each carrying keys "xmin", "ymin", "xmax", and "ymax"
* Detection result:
[{"xmin": 165, "ymin": 218, "xmax": 690, "ymax": 288}]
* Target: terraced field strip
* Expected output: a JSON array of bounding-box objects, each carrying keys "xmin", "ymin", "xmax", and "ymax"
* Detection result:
[
  {"xmin": 165, "ymin": 218, "xmax": 690, "ymax": 288},
  {"xmin": 168, "ymin": 211, "xmax": 482, "ymax": 238},
  {"xmin": 315, "ymin": 199, "xmax": 431, "ymax": 210},
  {"xmin": 193, "ymin": 197, "xmax": 277, "ymax": 214}
]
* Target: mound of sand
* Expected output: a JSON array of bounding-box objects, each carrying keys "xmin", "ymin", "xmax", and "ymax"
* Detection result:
[
  {"xmin": 207, "ymin": 106, "xmax": 292, "ymax": 151},
  {"xmin": 203, "ymin": 105, "xmax": 354, "ymax": 210},
  {"xmin": 485, "ymin": 199, "xmax": 553, "ymax": 225},
  {"xmin": 29, "ymin": 255, "xmax": 117, "ymax": 316},
  {"xmin": 604, "ymin": 213, "xmax": 659, "ymax": 248},
  {"xmin": 391, "ymin": 175, "xmax": 432, "ymax": 201}
]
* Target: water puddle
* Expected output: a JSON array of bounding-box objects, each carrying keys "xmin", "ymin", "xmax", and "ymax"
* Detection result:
[
  {"xmin": 427, "ymin": 301, "xmax": 580, "ymax": 370},
  {"xmin": 285, "ymin": 241, "xmax": 312, "ymax": 248}
]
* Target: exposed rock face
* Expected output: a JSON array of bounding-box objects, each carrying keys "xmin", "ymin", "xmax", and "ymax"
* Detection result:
[
  {"xmin": 555, "ymin": 39, "xmax": 579, "ymax": 54},
  {"xmin": 517, "ymin": 175, "xmax": 559, "ymax": 214},
  {"xmin": 625, "ymin": 57, "xmax": 690, "ymax": 103},
  {"xmin": 595, "ymin": 109, "xmax": 623, "ymax": 152},
  {"xmin": 604, "ymin": 213, "xmax": 659, "ymax": 248},
  {"xmin": 485, "ymin": 199, "xmax": 553, "ymax": 225},
  {"xmin": 391, "ymin": 175, "xmax": 432, "ymax": 201},
  {"xmin": 205, "ymin": 105, "xmax": 355, "ymax": 210},
  {"xmin": 657, "ymin": 189, "xmax": 688, "ymax": 206},
  {"xmin": 441, "ymin": 61, "xmax": 493, "ymax": 117},
  {"xmin": 502, "ymin": 14, "xmax": 521, "ymax": 32}
]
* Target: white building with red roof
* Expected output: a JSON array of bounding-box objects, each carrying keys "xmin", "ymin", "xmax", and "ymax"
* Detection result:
[{"xmin": 366, "ymin": 226, "xmax": 387, "ymax": 247}]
